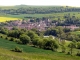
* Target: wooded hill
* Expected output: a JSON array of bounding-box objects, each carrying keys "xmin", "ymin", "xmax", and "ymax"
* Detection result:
[{"xmin": 1, "ymin": 5, "xmax": 80, "ymax": 14}]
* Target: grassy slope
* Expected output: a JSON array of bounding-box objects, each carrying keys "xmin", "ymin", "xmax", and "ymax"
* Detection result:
[{"xmin": 0, "ymin": 38, "xmax": 80, "ymax": 60}]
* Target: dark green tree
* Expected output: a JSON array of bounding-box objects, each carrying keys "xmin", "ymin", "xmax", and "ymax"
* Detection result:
[
  {"xmin": 20, "ymin": 34, "xmax": 30, "ymax": 44},
  {"xmin": 68, "ymin": 42, "xmax": 76, "ymax": 55}
]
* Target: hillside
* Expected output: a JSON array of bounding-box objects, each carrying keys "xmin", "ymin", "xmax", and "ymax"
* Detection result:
[
  {"xmin": 0, "ymin": 38, "xmax": 80, "ymax": 60},
  {"xmin": 0, "ymin": 5, "xmax": 80, "ymax": 14},
  {"xmin": 0, "ymin": 5, "xmax": 80, "ymax": 21}
]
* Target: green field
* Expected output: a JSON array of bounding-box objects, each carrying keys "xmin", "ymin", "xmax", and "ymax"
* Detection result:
[
  {"xmin": 0, "ymin": 5, "xmax": 80, "ymax": 21},
  {"xmin": 0, "ymin": 38, "xmax": 80, "ymax": 60},
  {"xmin": 0, "ymin": 12, "xmax": 80, "ymax": 22},
  {"xmin": 71, "ymin": 31, "xmax": 80, "ymax": 35},
  {"xmin": 1, "ymin": 12, "xmax": 79, "ymax": 21}
]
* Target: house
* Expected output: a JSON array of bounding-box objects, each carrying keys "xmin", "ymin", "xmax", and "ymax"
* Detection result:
[{"xmin": 63, "ymin": 25, "xmax": 79, "ymax": 30}]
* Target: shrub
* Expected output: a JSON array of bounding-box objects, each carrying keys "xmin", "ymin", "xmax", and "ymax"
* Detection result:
[
  {"xmin": 61, "ymin": 45, "xmax": 66, "ymax": 53},
  {"xmin": 11, "ymin": 46, "xmax": 23, "ymax": 53},
  {"xmin": 0, "ymin": 36, "xmax": 3, "ymax": 38},
  {"xmin": 43, "ymin": 38, "xmax": 59, "ymax": 51},
  {"xmin": 15, "ymin": 39, "xmax": 22, "ymax": 44},
  {"xmin": 77, "ymin": 42, "xmax": 80, "ymax": 49},
  {"xmin": 5, "ymin": 37, "xmax": 8, "ymax": 40},
  {"xmin": 76, "ymin": 51, "xmax": 80, "ymax": 56},
  {"xmin": 20, "ymin": 34, "xmax": 30, "ymax": 44},
  {"xmin": 67, "ymin": 52, "xmax": 71, "ymax": 55},
  {"xmin": 9, "ymin": 37, "xmax": 14, "ymax": 41}
]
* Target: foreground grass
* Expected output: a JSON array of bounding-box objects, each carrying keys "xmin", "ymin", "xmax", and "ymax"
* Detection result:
[
  {"xmin": 0, "ymin": 38, "xmax": 80, "ymax": 60},
  {"xmin": 0, "ymin": 48, "xmax": 80, "ymax": 60},
  {"xmin": 0, "ymin": 17, "xmax": 21, "ymax": 22}
]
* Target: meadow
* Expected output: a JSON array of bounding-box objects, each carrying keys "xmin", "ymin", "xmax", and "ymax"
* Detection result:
[
  {"xmin": 0, "ymin": 38, "xmax": 80, "ymax": 60},
  {"xmin": 2, "ymin": 12, "xmax": 80, "ymax": 20},
  {"xmin": 0, "ymin": 12, "xmax": 80, "ymax": 22},
  {"xmin": 71, "ymin": 31, "xmax": 80, "ymax": 35}
]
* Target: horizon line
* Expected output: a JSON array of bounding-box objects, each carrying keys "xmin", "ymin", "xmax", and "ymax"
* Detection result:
[{"xmin": 0, "ymin": 4, "xmax": 80, "ymax": 7}]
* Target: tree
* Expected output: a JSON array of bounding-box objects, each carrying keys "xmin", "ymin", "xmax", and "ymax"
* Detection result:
[
  {"xmin": 68, "ymin": 42, "xmax": 76, "ymax": 55},
  {"xmin": 0, "ymin": 27, "xmax": 9, "ymax": 35},
  {"xmin": 43, "ymin": 38, "xmax": 59, "ymax": 51},
  {"xmin": 63, "ymin": 28, "xmax": 71, "ymax": 33},
  {"xmin": 51, "ymin": 39, "xmax": 59, "ymax": 51},
  {"xmin": 27, "ymin": 31, "xmax": 37, "ymax": 41},
  {"xmin": 32, "ymin": 37, "xmax": 40, "ymax": 47},
  {"xmin": 61, "ymin": 45, "xmax": 66, "ymax": 53},
  {"xmin": 8, "ymin": 30, "xmax": 21, "ymax": 38},
  {"xmin": 61, "ymin": 40, "xmax": 66, "ymax": 53},
  {"xmin": 20, "ymin": 34, "xmax": 30, "ymax": 44},
  {"xmin": 11, "ymin": 46, "xmax": 23, "ymax": 52},
  {"xmin": 37, "ymin": 39, "xmax": 44, "ymax": 48}
]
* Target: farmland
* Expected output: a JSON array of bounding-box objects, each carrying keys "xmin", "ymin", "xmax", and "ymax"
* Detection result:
[
  {"xmin": 0, "ymin": 17, "xmax": 21, "ymax": 22},
  {"xmin": 0, "ymin": 5, "xmax": 80, "ymax": 21},
  {"xmin": 1, "ymin": 12, "xmax": 80, "ymax": 20}
]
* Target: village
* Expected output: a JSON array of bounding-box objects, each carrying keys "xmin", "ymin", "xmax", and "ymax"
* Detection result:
[{"xmin": 1, "ymin": 19, "xmax": 79, "ymax": 31}]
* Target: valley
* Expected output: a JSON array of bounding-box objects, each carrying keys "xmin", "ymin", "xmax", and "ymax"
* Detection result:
[{"xmin": 0, "ymin": 5, "xmax": 80, "ymax": 60}]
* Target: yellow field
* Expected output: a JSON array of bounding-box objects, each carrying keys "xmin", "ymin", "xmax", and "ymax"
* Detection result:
[{"xmin": 0, "ymin": 17, "xmax": 21, "ymax": 22}]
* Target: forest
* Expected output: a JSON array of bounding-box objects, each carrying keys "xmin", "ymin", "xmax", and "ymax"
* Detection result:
[{"xmin": 1, "ymin": 5, "xmax": 80, "ymax": 14}]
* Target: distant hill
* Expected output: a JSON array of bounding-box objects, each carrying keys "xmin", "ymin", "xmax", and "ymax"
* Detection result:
[{"xmin": 0, "ymin": 5, "xmax": 80, "ymax": 14}]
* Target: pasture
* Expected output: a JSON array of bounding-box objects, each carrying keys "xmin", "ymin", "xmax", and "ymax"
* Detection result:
[
  {"xmin": 0, "ymin": 12, "xmax": 80, "ymax": 21},
  {"xmin": 0, "ymin": 38, "xmax": 80, "ymax": 60}
]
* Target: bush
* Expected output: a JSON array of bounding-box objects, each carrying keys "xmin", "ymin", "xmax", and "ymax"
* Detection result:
[
  {"xmin": 61, "ymin": 45, "xmax": 66, "ymax": 53},
  {"xmin": 0, "ymin": 36, "xmax": 3, "ymax": 38},
  {"xmin": 76, "ymin": 51, "xmax": 80, "ymax": 56},
  {"xmin": 9, "ymin": 37, "xmax": 14, "ymax": 41},
  {"xmin": 77, "ymin": 42, "xmax": 80, "ymax": 49},
  {"xmin": 6, "ymin": 37, "xmax": 11, "ymax": 41},
  {"xmin": 15, "ymin": 39, "xmax": 22, "ymax": 44},
  {"xmin": 43, "ymin": 38, "xmax": 59, "ymax": 51},
  {"xmin": 11, "ymin": 46, "xmax": 23, "ymax": 53},
  {"xmin": 67, "ymin": 52, "xmax": 71, "ymax": 55},
  {"xmin": 20, "ymin": 34, "xmax": 30, "ymax": 44},
  {"xmin": 5, "ymin": 37, "xmax": 8, "ymax": 40}
]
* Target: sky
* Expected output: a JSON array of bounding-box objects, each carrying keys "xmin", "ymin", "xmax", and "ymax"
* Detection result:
[{"xmin": 0, "ymin": 0, "xmax": 80, "ymax": 7}]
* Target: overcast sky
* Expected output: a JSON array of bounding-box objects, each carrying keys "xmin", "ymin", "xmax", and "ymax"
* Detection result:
[{"xmin": 0, "ymin": 0, "xmax": 80, "ymax": 7}]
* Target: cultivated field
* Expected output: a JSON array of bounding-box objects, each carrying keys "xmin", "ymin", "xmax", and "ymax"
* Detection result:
[{"xmin": 0, "ymin": 17, "xmax": 21, "ymax": 22}]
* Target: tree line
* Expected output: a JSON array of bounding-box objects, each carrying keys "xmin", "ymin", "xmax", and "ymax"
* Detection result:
[
  {"xmin": 0, "ymin": 27, "xmax": 59, "ymax": 51},
  {"xmin": 1, "ymin": 6, "xmax": 80, "ymax": 14},
  {"xmin": 0, "ymin": 27, "xmax": 80, "ymax": 56}
]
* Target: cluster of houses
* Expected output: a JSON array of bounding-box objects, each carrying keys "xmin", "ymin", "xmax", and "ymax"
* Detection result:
[
  {"xmin": 2, "ymin": 19, "xmax": 80, "ymax": 31},
  {"xmin": 4, "ymin": 19, "xmax": 51, "ymax": 31},
  {"xmin": 63, "ymin": 25, "xmax": 79, "ymax": 30}
]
